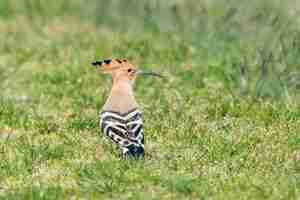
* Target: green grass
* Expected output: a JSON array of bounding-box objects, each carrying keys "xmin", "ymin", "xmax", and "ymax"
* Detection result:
[{"xmin": 0, "ymin": 0, "xmax": 300, "ymax": 199}]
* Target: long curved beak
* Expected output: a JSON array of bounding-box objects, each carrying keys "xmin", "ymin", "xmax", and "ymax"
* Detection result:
[{"xmin": 138, "ymin": 70, "xmax": 165, "ymax": 79}]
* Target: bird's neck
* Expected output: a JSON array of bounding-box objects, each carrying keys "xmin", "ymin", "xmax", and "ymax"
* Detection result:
[{"xmin": 103, "ymin": 78, "xmax": 138, "ymax": 113}]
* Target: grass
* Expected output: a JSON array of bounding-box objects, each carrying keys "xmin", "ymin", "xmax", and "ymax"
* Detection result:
[{"xmin": 0, "ymin": 0, "xmax": 300, "ymax": 199}]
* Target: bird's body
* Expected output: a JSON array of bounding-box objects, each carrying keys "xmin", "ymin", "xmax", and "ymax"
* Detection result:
[
  {"xmin": 100, "ymin": 108, "xmax": 144, "ymax": 157},
  {"xmin": 102, "ymin": 78, "xmax": 138, "ymax": 113},
  {"xmin": 92, "ymin": 59, "xmax": 163, "ymax": 159}
]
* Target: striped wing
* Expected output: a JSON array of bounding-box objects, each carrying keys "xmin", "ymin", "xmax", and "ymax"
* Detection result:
[{"xmin": 100, "ymin": 109, "xmax": 144, "ymax": 149}]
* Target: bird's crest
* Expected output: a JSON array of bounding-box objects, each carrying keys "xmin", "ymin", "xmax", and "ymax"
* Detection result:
[
  {"xmin": 92, "ymin": 58, "xmax": 165, "ymax": 80},
  {"xmin": 92, "ymin": 59, "xmax": 135, "ymax": 71}
]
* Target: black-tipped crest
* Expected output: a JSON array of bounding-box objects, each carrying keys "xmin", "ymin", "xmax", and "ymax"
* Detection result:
[
  {"xmin": 92, "ymin": 61, "xmax": 102, "ymax": 66},
  {"xmin": 91, "ymin": 59, "xmax": 165, "ymax": 80},
  {"xmin": 104, "ymin": 59, "xmax": 112, "ymax": 64}
]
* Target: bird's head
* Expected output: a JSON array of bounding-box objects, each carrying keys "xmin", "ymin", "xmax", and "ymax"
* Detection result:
[{"xmin": 92, "ymin": 59, "xmax": 164, "ymax": 83}]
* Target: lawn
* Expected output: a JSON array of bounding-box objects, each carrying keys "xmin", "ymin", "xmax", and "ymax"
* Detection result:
[{"xmin": 0, "ymin": 0, "xmax": 300, "ymax": 199}]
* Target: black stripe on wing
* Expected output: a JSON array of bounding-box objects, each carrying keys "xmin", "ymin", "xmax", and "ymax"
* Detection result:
[
  {"xmin": 101, "ymin": 108, "xmax": 139, "ymax": 116},
  {"xmin": 107, "ymin": 126, "xmax": 127, "ymax": 138},
  {"xmin": 126, "ymin": 112, "xmax": 142, "ymax": 122},
  {"xmin": 102, "ymin": 116, "xmax": 126, "ymax": 123}
]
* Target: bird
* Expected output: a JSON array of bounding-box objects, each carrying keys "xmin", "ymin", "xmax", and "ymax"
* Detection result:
[{"xmin": 92, "ymin": 59, "xmax": 164, "ymax": 159}]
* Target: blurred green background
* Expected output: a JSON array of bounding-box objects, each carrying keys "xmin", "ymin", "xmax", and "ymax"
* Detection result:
[{"xmin": 1, "ymin": 0, "xmax": 300, "ymax": 100}]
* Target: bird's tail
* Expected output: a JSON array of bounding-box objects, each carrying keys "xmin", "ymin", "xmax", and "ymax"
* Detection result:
[{"xmin": 122, "ymin": 144, "xmax": 144, "ymax": 159}]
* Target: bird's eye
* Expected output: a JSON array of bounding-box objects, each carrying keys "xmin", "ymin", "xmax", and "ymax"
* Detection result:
[{"xmin": 127, "ymin": 69, "xmax": 133, "ymax": 73}]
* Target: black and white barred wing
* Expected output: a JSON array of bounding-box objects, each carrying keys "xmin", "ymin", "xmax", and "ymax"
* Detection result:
[
  {"xmin": 126, "ymin": 113, "xmax": 144, "ymax": 144},
  {"xmin": 100, "ymin": 109, "xmax": 144, "ymax": 149}
]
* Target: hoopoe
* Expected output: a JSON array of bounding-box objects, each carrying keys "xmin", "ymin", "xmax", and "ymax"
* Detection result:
[{"xmin": 92, "ymin": 59, "xmax": 163, "ymax": 159}]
